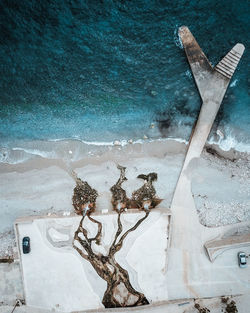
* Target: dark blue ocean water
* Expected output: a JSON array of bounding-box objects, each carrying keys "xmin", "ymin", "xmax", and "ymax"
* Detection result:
[{"xmin": 0, "ymin": 0, "xmax": 249, "ymax": 162}]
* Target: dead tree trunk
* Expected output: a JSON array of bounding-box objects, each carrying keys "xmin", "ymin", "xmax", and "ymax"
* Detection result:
[
  {"xmin": 73, "ymin": 211, "xmax": 149, "ymax": 308},
  {"xmin": 102, "ymin": 258, "xmax": 149, "ymax": 308},
  {"xmin": 72, "ymin": 166, "xmax": 162, "ymax": 308}
]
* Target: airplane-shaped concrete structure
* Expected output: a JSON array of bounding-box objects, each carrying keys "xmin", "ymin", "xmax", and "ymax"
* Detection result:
[
  {"xmin": 178, "ymin": 26, "xmax": 245, "ymax": 172},
  {"xmin": 168, "ymin": 27, "xmax": 248, "ymax": 300}
]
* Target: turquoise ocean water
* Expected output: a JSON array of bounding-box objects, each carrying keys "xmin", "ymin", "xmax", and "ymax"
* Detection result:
[{"xmin": 0, "ymin": 0, "xmax": 249, "ymax": 163}]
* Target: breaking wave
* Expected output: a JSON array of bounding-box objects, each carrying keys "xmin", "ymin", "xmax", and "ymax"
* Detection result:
[
  {"xmin": 1, "ymin": 131, "xmax": 250, "ymax": 165},
  {"xmin": 0, "ymin": 137, "xmax": 189, "ymax": 165}
]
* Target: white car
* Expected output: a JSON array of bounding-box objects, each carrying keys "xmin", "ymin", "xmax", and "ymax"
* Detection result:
[{"xmin": 238, "ymin": 252, "xmax": 247, "ymax": 268}]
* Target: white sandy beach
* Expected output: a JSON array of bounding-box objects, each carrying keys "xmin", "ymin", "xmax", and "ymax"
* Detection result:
[{"xmin": 0, "ymin": 139, "xmax": 249, "ymax": 258}]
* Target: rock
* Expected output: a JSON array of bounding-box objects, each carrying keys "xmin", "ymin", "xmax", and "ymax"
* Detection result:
[
  {"xmin": 128, "ymin": 139, "xmax": 133, "ymax": 144},
  {"xmin": 150, "ymin": 90, "xmax": 157, "ymax": 96},
  {"xmin": 216, "ymin": 129, "xmax": 224, "ymax": 139},
  {"xmin": 63, "ymin": 212, "xmax": 70, "ymax": 216},
  {"xmin": 113, "ymin": 140, "xmax": 121, "ymax": 146}
]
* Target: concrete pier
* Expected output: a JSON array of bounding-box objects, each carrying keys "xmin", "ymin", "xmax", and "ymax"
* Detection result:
[
  {"xmin": 167, "ymin": 27, "xmax": 248, "ymax": 300},
  {"xmin": 177, "ymin": 26, "xmax": 245, "ymax": 172}
]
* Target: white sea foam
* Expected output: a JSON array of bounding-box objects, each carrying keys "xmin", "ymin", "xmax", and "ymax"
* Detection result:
[
  {"xmin": 185, "ymin": 70, "xmax": 192, "ymax": 79},
  {"xmin": 174, "ymin": 26, "xmax": 183, "ymax": 49},
  {"xmin": 49, "ymin": 137, "xmax": 188, "ymax": 147},
  {"xmin": 1, "ymin": 131, "xmax": 249, "ymax": 166},
  {"xmin": 208, "ymin": 134, "xmax": 250, "ymax": 153},
  {"xmin": 230, "ymin": 79, "xmax": 238, "ymax": 88},
  {"xmin": 0, "ymin": 147, "xmax": 35, "ymax": 164},
  {"xmin": 71, "ymin": 134, "xmax": 249, "ymax": 154},
  {"xmin": 12, "ymin": 147, "xmax": 57, "ymax": 159},
  {"xmin": 0, "ymin": 137, "xmax": 188, "ymax": 165},
  {"xmin": 65, "ymin": 135, "xmax": 249, "ymax": 153},
  {"xmin": 49, "ymin": 137, "xmax": 114, "ymax": 146}
]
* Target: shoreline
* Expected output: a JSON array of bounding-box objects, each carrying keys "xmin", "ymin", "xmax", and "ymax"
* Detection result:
[
  {"xmin": 0, "ymin": 138, "xmax": 187, "ymax": 173},
  {"xmin": 0, "ymin": 139, "xmax": 249, "ymax": 258},
  {"xmin": 0, "ymin": 136, "xmax": 249, "ymax": 170}
]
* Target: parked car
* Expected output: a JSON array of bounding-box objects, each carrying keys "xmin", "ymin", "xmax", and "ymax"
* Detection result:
[
  {"xmin": 238, "ymin": 251, "xmax": 247, "ymax": 268},
  {"xmin": 22, "ymin": 237, "xmax": 30, "ymax": 254}
]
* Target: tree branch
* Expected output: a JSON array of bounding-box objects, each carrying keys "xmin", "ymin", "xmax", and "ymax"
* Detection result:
[
  {"xmin": 72, "ymin": 242, "xmax": 89, "ymax": 260},
  {"xmin": 73, "ymin": 215, "xmax": 96, "ymax": 258},
  {"xmin": 77, "ymin": 216, "xmax": 90, "ymax": 242},
  {"xmin": 88, "ymin": 214, "xmax": 103, "ymax": 244},
  {"xmin": 108, "ymin": 212, "xmax": 123, "ymax": 255},
  {"xmin": 110, "ymin": 211, "xmax": 149, "ymax": 256}
]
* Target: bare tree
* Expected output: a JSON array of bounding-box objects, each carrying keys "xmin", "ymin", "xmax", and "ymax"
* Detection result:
[{"xmin": 72, "ymin": 166, "xmax": 161, "ymax": 308}]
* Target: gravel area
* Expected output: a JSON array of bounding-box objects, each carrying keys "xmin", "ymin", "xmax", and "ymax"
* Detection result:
[
  {"xmin": 192, "ymin": 151, "xmax": 250, "ymax": 227},
  {"xmin": 0, "ymin": 230, "xmax": 15, "ymax": 259}
]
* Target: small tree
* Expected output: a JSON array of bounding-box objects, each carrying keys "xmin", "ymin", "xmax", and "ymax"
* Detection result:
[{"xmin": 72, "ymin": 165, "xmax": 161, "ymax": 308}]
